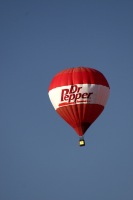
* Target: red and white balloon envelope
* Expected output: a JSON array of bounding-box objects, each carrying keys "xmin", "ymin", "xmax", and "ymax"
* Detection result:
[{"xmin": 48, "ymin": 67, "xmax": 110, "ymax": 146}]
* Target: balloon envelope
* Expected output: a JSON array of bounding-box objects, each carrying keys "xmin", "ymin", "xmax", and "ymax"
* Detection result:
[{"xmin": 48, "ymin": 67, "xmax": 110, "ymax": 136}]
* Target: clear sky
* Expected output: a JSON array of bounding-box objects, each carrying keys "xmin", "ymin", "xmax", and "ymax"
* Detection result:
[{"xmin": 0, "ymin": 0, "xmax": 133, "ymax": 199}]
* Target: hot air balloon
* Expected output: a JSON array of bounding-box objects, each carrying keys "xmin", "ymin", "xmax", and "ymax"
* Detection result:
[{"xmin": 48, "ymin": 66, "xmax": 110, "ymax": 147}]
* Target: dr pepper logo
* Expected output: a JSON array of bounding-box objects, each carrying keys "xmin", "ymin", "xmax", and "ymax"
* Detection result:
[{"xmin": 58, "ymin": 85, "xmax": 93, "ymax": 107}]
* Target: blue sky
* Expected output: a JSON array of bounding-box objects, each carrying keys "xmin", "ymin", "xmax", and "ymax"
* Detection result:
[{"xmin": 0, "ymin": 0, "xmax": 133, "ymax": 199}]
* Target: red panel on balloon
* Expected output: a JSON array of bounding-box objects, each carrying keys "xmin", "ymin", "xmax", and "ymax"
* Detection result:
[{"xmin": 56, "ymin": 104, "xmax": 104, "ymax": 136}]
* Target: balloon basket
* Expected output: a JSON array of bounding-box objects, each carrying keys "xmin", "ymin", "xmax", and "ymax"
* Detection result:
[{"xmin": 79, "ymin": 138, "xmax": 85, "ymax": 147}]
